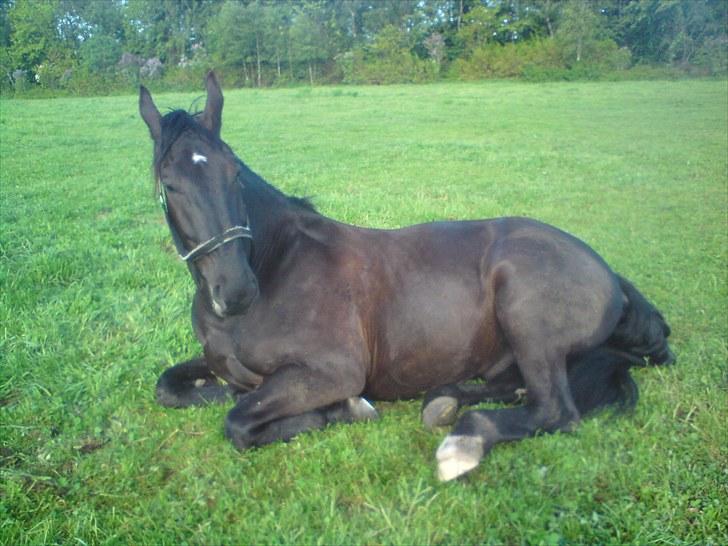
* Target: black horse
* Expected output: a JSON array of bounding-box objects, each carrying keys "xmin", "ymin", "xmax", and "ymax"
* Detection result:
[{"xmin": 139, "ymin": 73, "xmax": 674, "ymax": 481}]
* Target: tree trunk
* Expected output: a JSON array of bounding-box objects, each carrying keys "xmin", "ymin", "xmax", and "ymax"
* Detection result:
[
  {"xmin": 349, "ymin": 5, "xmax": 357, "ymax": 38},
  {"xmin": 545, "ymin": 0, "xmax": 555, "ymax": 38},
  {"xmin": 255, "ymin": 34, "xmax": 262, "ymax": 88},
  {"xmin": 308, "ymin": 62, "xmax": 314, "ymax": 86},
  {"xmin": 576, "ymin": 35, "xmax": 582, "ymax": 62}
]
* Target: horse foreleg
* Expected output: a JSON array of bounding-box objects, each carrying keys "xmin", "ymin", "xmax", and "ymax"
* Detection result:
[
  {"xmin": 232, "ymin": 397, "xmax": 379, "ymax": 447},
  {"xmin": 156, "ymin": 357, "xmax": 234, "ymax": 408},
  {"xmin": 223, "ymin": 362, "xmax": 371, "ymax": 449}
]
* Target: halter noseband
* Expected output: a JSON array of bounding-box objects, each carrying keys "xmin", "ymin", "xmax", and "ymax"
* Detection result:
[
  {"xmin": 158, "ymin": 173, "xmax": 252, "ymax": 263},
  {"xmin": 177, "ymin": 224, "xmax": 252, "ymax": 262}
]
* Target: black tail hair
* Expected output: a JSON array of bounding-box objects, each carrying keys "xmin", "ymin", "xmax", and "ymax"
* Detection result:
[
  {"xmin": 567, "ymin": 275, "xmax": 674, "ymax": 416},
  {"xmin": 567, "ymin": 347, "xmax": 639, "ymax": 415},
  {"xmin": 610, "ymin": 275, "xmax": 675, "ymax": 366}
]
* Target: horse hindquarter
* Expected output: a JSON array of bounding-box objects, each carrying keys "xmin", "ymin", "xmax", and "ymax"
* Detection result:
[{"xmin": 437, "ymin": 219, "xmax": 624, "ymax": 480}]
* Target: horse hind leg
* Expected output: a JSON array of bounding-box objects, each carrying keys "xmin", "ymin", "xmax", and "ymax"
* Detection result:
[
  {"xmin": 434, "ymin": 242, "xmax": 626, "ymax": 480},
  {"xmin": 156, "ymin": 357, "xmax": 233, "ymax": 408},
  {"xmin": 421, "ymin": 365, "xmax": 525, "ymax": 430},
  {"xmin": 436, "ymin": 352, "xmax": 579, "ymax": 482}
]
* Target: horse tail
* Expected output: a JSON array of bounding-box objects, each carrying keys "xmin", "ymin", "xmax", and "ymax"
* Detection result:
[
  {"xmin": 567, "ymin": 274, "xmax": 675, "ymax": 416},
  {"xmin": 609, "ymin": 275, "xmax": 675, "ymax": 366}
]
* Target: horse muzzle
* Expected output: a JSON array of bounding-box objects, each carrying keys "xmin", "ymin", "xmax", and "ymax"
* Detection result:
[{"xmin": 209, "ymin": 271, "xmax": 259, "ymax": 317}]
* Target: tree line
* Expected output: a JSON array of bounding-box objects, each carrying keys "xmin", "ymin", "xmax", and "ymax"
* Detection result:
[{"xmin": 1, "ymin": 0, "xmax": 726, "ymax": 94}]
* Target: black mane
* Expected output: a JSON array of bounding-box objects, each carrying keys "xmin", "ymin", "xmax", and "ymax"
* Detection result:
[{"xmin": 288, "ymin": 196, "xmax": 317, "ymax": 213}]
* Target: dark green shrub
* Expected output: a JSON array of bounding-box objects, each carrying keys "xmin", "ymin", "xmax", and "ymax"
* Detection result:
[{"xmin": 80, "ymin": 35, "xmax": 121, "ymax": 74}]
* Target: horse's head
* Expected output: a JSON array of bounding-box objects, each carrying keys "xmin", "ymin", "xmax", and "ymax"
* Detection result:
[{"xmin": 139, "ymin": 72, "xmax": 258, "ymax": 317}]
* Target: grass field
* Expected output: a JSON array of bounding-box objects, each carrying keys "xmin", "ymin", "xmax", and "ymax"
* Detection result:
[{"xmin": 1, "ymin": 80, "xmax": 727, "ymax": 544}]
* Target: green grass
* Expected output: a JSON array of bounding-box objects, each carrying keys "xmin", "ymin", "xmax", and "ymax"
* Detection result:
[{"xmin": 1, "ymin": 80, "xmax": 727, "ymax": 544}]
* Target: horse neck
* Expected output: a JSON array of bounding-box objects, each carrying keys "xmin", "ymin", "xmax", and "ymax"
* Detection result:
[{"xmin": 239, "ymin": 165, "xmax": 303, "ymax": 276}]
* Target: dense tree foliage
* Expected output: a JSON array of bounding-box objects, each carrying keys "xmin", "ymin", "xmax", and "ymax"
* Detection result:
[{"xmin": 1, "ymin": 0, "xmax": 725, "ymax": 93}]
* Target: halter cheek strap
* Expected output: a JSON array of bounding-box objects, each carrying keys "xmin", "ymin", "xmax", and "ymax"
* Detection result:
[{"xmin": 158, "ymin": 180, "xmax": 253, "ymax": 263}]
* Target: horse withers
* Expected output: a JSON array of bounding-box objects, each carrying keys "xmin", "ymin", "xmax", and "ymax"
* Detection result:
[{"xmin": 139, "ymin": 72, "xmax": 674, "ymax": 481}]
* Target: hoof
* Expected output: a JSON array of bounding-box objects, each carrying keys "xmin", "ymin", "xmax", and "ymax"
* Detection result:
[
  {"xmin": 347, "ymin": 397, "xmax": 379, "ymax": 421},
  {"xmin": 436, "ymin": 435, "xmax": 484, "ymax": 482},
  {"xmin": 422, "ymin": 396, "xmax": 459, "ymax": 430}
]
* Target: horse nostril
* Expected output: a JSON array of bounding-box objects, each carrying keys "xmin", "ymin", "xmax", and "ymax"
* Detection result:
[
  {"xmin": 211, "ymin": 285, "xmax": 227, "ymax": 316},
  {"xmin": 208, "ymin": 271, "xmax": 257, "ymax": 316}
]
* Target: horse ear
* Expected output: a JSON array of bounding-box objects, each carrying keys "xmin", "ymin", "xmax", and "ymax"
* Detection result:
[
  {"xmin": 201, "ymin": 71, "xmax": 223, "ymax": 138},
  {"xmin": 139, "ymin": 85, "xmax": 161, "ymax": 141}
]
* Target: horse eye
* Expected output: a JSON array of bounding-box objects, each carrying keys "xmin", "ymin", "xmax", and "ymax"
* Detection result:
[{"xmin": 191, "ymin": 152, "xmax": 208, "ymax": 165}]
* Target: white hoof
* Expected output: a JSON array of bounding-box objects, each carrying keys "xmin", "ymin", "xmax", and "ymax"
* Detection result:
[
  {"xmin": 422, "ymin": 396, "xmax": 459, "ymax": 430},
  {"xmin": 436, "ymin": 435, "xmax": 484, "ymax": 482},
  {"xmin": 347, "ymin": 397, "xmax": 379, "ymax": 421}
]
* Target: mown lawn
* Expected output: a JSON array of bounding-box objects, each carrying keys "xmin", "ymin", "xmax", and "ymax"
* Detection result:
[{"xmin": 1, "ymin": 80, "xmax": 726, "ymax": 544}]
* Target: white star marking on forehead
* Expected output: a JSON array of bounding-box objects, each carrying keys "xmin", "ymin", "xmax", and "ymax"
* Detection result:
[{"xmin": 192, "ymin": 152, "xmax": 208, "ymax": 164}]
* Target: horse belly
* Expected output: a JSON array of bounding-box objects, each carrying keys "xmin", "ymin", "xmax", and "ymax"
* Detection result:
[{"xmin": 365, "ymin": 276, "xmax": 498, "ymax": 399}]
